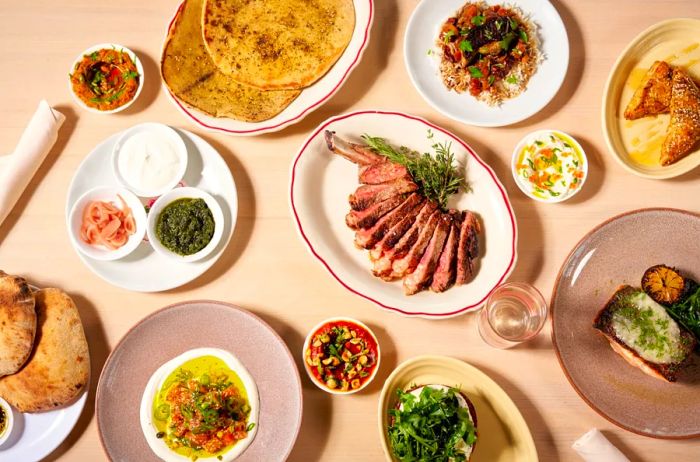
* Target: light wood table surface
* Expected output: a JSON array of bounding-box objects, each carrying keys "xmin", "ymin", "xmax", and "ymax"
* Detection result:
[{"xmin": 2, "ymin": 0, "xmax": 700, "ymax": 461}]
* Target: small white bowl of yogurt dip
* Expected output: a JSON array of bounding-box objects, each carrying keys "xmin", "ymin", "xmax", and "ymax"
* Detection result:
[
  {"xmin": 511, "ymin": 129, "xmax": 588, "ymax": 203},
  {"xmin": 140, "ymin": 348, "xmax": 259, "ymax": 462},
  {"xmin": 112, "ymin": 123, "xmax": 188, "ymax": 198}
]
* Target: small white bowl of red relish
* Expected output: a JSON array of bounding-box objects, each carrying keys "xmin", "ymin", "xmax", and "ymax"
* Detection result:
[{"xmin": 302, "ymin": 318, "xmax": 380, "ymax": 395}]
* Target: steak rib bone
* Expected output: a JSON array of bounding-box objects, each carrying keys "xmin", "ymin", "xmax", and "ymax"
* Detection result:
[{"xmin": 325, "ymin": 131, "xmax": 385, "ymax": 165}]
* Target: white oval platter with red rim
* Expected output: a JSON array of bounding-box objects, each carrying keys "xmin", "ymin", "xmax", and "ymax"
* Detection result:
[
  {"xmin": 161, "ymin": 0, "xmax": 374, "ymax": 136},
  {"xmin": 289, "ymin": 110, "xmax": 517, "ymax": 318}
]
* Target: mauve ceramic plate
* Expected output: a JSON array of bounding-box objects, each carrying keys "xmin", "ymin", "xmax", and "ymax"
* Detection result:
[
  {"xmin": 552, "ymin": 208, "xmax": 700, "ymax": 438},
  {"xmin": 96, "ymin": 301, "xmax": 302, "ymax": 460}
]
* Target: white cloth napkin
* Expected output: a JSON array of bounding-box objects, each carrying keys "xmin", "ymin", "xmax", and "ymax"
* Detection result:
[
  {"xmin": 572, "ymin": 428, "xmax": 630, "ymax": 462},
  {"xmin": 0, "ymin": 100, "xmax": 65, "ymax": 227}
]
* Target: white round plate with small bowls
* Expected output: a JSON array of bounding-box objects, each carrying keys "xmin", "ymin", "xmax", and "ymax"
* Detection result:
[
  {"xmin": 68, "ymin": 43, "xmax": 144, "ymax": 115},
  {"xmin": 404, "ymin": 0, "xmax": 569, "ymax": 127},
  {"xmin": 0, "ymin": 285, "xmax": 89, "ymax": 462},
  {"xmin": 161, "ymin": 0, "xmax": 374, "ymax": 136},
  {"xmin": 290, "ymin": 110, "xmax": 517, "ymax": 318},
  {"xmin": 66, "ymin": 126, "xmax": 237, "ymax": 292}
]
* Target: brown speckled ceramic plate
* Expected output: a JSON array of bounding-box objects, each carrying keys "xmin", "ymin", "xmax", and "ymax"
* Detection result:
[
  {"xmin": 552, "ymin": 208, "xmax": 700, "ymax": 439},
  {"xmin": 96, "ymin": 301, "xmax": 302, "ymax": 460}
]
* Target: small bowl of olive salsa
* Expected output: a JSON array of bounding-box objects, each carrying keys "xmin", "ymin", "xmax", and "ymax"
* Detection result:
[{"xmin": 146, "ymin": 187, "xmax": 224, "ymax": 262}]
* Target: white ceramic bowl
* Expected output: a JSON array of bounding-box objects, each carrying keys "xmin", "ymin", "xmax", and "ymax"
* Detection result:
[
  {"xmin": 146, "ymin": 187, "xmax": 224, "ymax": 263},
  {"xmin": 302, "ymin": 317, "xmax": 380, "ymax": 395},
  {"xmin": 68, "ymin": 43, "xmax": 144, "ymax": 114},
  {"xmin": 68, "ymin": 186, "xmax": 147, "ymax": 261},
  {"xmin": 0, "ymin": 397, "xmax": 14, "ymax": 447},
  {"xmin": 139, "ymin": 348, "xmax": 259, "ymax": 462},
  {"xmin": 404, "ymin": 0, "xmax": 569, "ymax": 127},
  {"xmin": 112, "ymin": 123, "xmax": 188, "ymax": 197},
  {"xmin": 511, "ymin": 129, "xmax": 588, "ymax": 203}
]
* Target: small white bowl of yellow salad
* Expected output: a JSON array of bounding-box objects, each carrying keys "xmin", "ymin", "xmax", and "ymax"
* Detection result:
[
  {"xmin": 139, "ymin": 348, "xmax": 259, "ymax": 462},
  {"xmin": 512, "ymin": 130, "xmax": 588, "ymax": 203}
]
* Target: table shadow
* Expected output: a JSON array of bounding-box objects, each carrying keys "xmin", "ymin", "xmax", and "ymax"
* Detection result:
[
  {"xmin": 250, "ymin": 309, "xmax": 333, "ymax": 462},
  {"xmin": 117, "ymin": 48, "xmax": 160, "ymax": 115}
]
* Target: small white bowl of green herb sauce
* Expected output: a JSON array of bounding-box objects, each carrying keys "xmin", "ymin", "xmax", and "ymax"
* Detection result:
[{"xmin": 146, "ymin": 187, "xmax": 224, "ymax": 263}]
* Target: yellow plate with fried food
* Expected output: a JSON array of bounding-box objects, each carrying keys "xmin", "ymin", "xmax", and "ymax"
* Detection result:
[{"xmin": 602, "ymin": 18, "xmax": 700, "ymax": 179}]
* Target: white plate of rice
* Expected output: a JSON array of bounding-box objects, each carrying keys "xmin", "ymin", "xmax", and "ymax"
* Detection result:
[{"xmin": 404, "ymin": 0, "xmax": 569, "ymax": 127}]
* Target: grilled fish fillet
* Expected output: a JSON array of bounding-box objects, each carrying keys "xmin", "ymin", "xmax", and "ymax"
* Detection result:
[
  {"xmin": 623, "ymin": 61, "xmax": 673, "ymax": 120},
  {"xmin": 660, "ymin": 68, "xmax": 700, "ymax": 166},
  {"xmin": 593, "ymin": 285, "xmax": 696, "ymax": 382}
]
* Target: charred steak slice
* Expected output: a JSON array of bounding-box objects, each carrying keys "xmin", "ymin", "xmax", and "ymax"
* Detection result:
[
  {"xmin": 346, "ymin": 194, "xmax": 406, "ymax": 230},
  {"xmin": 455, "ymin": 211, "xmax": 481, "ymax": 285},
  {"xmin": 354, "ymin": 193, "xmax": 423, "ymax": 249},
  {"xmin": 359, "ymin": 161, "xmax": 410, "ymax": 185},
  {"xmin": 593, "ymin": 285, "xmax": 696, "ymax": 382},
  {"xmin": 391, "ymin": 211, "xmax": 441, "ymax": 279},
  {"xmin": 403, "ymin": 214, "xmax": 451, "ymax": 295},
  {"xmin": 430, "ymin": 217, "xmax": 461, "ymax": 293},
  {"xmin": 325, "ymin": 131, "xmax": 384, "ymax": 165},
  {"xmin": 372, "ymin": 202, "xmax": 438, "ymax": 278},
  {"xmin": 369, "ymin": 198, "xmax": 425, "ymax": 260},
  {"xmin": 349, "ymin": 178, "xmax": 418, "ymax": 211}
]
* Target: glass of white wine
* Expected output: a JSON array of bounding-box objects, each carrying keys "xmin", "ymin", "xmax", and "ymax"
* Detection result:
[{"xmin": 477, "ymin": 282, "xmax": 548, "ymax": 349}]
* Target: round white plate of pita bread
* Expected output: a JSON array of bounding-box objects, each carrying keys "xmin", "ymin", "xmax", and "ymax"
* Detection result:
[
  {"xmin": 0, "ymin": 275, "xmax": 89, "ymax": 462},
  {"xmin": 160, "ymin": 0, "xmax": 374, "ymax": 136}
]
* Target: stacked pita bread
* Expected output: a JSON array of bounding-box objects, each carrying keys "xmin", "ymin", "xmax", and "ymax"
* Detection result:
[
  {"xmin": 161, "ymin": 0, "xmax": 355, "ymax": 122},
  {"xmin": 0, "ymin": 272, "xmax": 89, "ymax": 413},
  {"xmin": 624, "ymin": 61, "xmax": 700, "ymax": 166}
]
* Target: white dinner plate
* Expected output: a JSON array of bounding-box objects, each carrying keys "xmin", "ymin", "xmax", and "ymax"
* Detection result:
[
  {"xmin": 404, "ymin": 0, "xmax": 569, "ymax": 127},
  {"xmin": 65, "ymin": 127, "xmax": 237, "ymax": 292},
  {"xmin": 289, "ymin": 110, "xmax": 517, "ymax": 318},
  {"xmin": 0, "ymin": 284, "xmax": 89, "ymax": 462},
  {"xmin": 162, "ymin": 0, "xmax": 374, "ymax": 136},
  {"xmin": 0, "ymin": 388, "xmax": 88, "ymax": 462}
]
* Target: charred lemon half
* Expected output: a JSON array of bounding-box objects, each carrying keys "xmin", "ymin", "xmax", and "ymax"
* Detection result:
[{"xmin": 642, "ymin": 265, "xmax": 686, "ymax": 305}]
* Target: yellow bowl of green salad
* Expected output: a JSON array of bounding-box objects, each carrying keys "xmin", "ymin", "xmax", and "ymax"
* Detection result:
[{"xmin": 511, "ymin": 130, "xmax": 588, "ymax": 203}]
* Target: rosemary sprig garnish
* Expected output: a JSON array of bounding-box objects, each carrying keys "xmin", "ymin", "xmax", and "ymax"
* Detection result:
[{"xmin": 361, "ymin": 133, "xmax": 466, "ymax": 210}]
